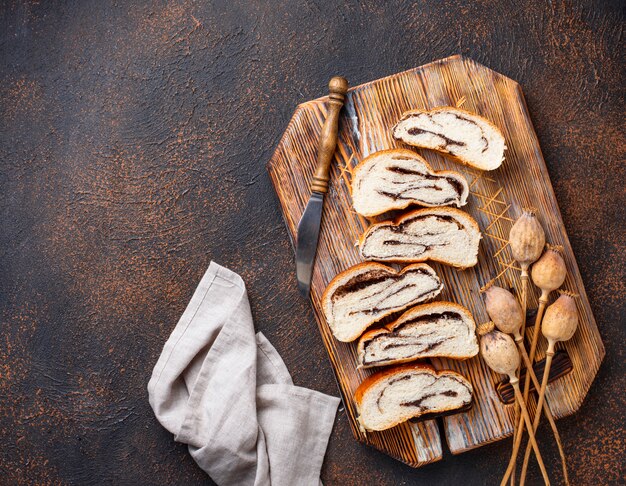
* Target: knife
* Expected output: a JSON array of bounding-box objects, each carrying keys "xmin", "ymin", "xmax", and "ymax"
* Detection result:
[{"xmin": 296, "ymin": 76, "xmax": 349, "ymax": 296}]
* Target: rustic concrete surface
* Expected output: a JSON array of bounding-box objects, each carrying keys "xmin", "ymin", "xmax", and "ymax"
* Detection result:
[{"xmin": 1, "ymin": 1, "xmax": 624, "ymax": 484}]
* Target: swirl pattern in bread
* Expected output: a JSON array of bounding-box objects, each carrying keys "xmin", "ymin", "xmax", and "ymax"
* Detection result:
[
  {"xmin": 351, "ymin": 149, "xmax": 469, "ymax": 217},
  {"xmin": 355, "ymin": 364, "xmax": 473, "ymax": 431},
  {"xmin": 359, "ymin": 207, "xmax": 481, "ymax": 268},
  {"xmin": 357, "ymin": 301, "xmax": 479, "ymax": 368},
  {"xmin": 322, "ymin": 262, "xmax": 442, "ymax": 342},
  {"xmin": 392, "ymin": 107, "xmax": 506, "ymax": 171}
]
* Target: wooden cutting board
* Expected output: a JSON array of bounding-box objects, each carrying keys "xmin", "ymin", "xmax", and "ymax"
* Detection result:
[{"xmin": 266, "ymin": 55, "xmax": 604, "ymax": 467}]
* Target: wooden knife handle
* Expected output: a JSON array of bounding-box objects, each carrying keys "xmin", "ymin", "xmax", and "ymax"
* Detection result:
[{"xmin": 311, "ymin": 76, "xmax": 349, "ymax": 194}]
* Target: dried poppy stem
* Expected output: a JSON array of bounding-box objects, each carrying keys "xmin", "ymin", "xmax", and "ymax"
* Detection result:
[
  {"xmin": 518, "ymin": 344, "xmax": 556, "ymax": 486},
  {"xmin": 524, "ymin": 245, "xmax": 567, "ymax": 402},
  {"xmin": 502, "ymin": 339, "xmax": 569, "ymax": 485},
  {"xmin": 522, "ymin": 289, "xmax": 548, "ymax": 400},
  {"xmin": 516, "ymin": 246, "xmax": 569, "ymax": 485},
  {"xmin": 484, "ymin": 285, "xmax": 568, "ymax": 486},
  {"xmin": 507, "ymin": 378, "xmax": 551, "ymax": 486},
  {"xmin": 508, "ymin": 208, "xmax": 545, "ymax": 484},
  {"xmin": 509, "ymin": 208, "xmax": 545, "ymax": 333},
  {"xmin": 477, "ymin": 322, "xmax": 551, "ymax": 486},
  {"xmin": 519, "ymin": 292, "xmax": 578, "ymax": 486}
]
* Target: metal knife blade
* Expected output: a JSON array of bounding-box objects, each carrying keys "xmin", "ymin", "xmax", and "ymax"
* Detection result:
[
  {"xmin": 295, "ymin": 192, "xmax": 324, "ymax": 295},
  {"xmin": 294, "ymin": 76, "xmax": 348, "ymax": 296}
]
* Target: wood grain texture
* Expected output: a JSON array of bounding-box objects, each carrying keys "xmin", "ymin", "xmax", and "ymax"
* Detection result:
[
  {"xmin": 267, "ymin": 55, "xmax": 605, "ymax": 465},
  {"xmin": 2, "ymin": 1, "xmax": 623, "ymax": 484}
]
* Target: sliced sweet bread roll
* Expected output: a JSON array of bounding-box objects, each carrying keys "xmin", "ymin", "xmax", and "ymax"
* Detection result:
[
  {"xmin": 357, "ymin": 301, "xmax": 479, "ymax": 368},
  {"xmin": 392, "ymin": 107, "xmax": 506, "ymax": 171},
  {"xmin": 351, "ymin": 149, "xmax": 469, "ymax": 217},
  {"xmin": 358, "ymin": 207, "xmax": 481, "ymax": 268},
  {"xmin": 355, "ymin": 364, "xmax": 473, "ymax": 431},
  {"xmin": 322, "ymin": 262, "xmax": 442, "ymax": 342}
]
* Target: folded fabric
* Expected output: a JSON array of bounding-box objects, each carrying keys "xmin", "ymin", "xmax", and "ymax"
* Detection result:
[{"xmin": 148, "ymin": 262, "xmax": 340, "ymax": 486}]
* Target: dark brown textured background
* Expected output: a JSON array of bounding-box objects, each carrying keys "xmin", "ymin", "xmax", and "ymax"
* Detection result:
[{"xmin": 1, "ymin": 1, "xmax": 624, "ymax": 484}]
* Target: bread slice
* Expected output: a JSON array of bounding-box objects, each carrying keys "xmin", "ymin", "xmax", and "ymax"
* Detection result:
[
  {"xmin": 351, "ymin": 149, "xmax": 469, "ymax": 217},
  {"xmin": 322, "ymin": 262, "xmax": 442, "ymax": 342},
  {"xmin": 357, "ymin": 301, "xmax": 479, "ymax": 368},
  {"xmin": 355, "ymin": 363, "xmax": 473, "ymax": 431},
  {"xmin": 392, "ymin": 107, "xmax": 506, "ymax": 171},
  {"xmin": 358, "ymin": 207, "xmax": 481, "ymax": 268}
]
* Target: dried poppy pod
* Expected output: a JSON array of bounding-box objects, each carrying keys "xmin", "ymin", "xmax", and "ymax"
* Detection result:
[
  {"xmin": 532, "ymin": 244, "xmax": 567, "ymax": 296},
  {"xmin": 509, "ymin": 208, "xmax": 546, "ymax": 272},
  {"xmin": 542, "ymin": 290, "xmax": 579, "ymax": 343},
  {"xmin": 482, "ymin": 283, "xmax": 524, "ymax": 336},
  {"xmin": 477, "ymin": 321, "xmax": 520, "ymax": 375}
]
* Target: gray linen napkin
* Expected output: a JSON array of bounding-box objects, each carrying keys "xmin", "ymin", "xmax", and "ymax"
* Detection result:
[{"xmin": 148, "ymin": 261, "xmax": 340, "ymax": 486}]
